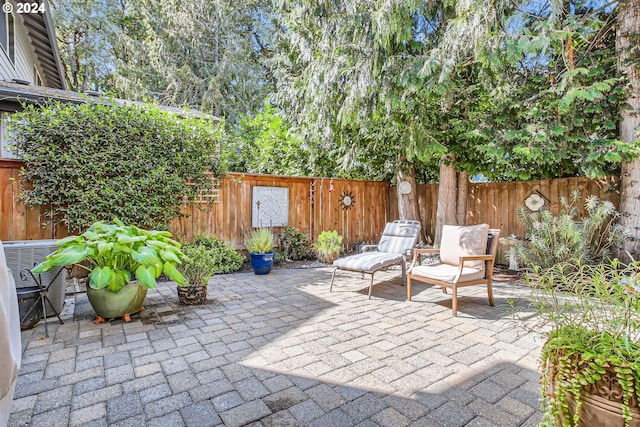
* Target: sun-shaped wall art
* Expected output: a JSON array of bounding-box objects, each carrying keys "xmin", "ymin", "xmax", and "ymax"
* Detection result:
[{"xmin": 339, "ymin": 191, "xmax": 355, "ymax": 210}]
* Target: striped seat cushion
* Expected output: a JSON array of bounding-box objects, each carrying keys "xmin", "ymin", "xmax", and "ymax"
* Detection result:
[
  {"xmin": 377, "ymin": 222, "xmax": 422, "ymax": 254},
  {"xmin": 333, "ymin": 252, "xmax": 404, "ymax": 273}
]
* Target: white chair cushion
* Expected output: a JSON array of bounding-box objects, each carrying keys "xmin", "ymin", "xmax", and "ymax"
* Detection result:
[
  {"xmin": 377, "ymin": 221, "xmax": 421, "ymax": 254},
  {"xmin": 333, "ymin": 251, "xmax": 403, "ymax": 273},
  {"xmin": 440, "ymin": 224, "xmax": 489, "ymax": 269},
  {"xmin": 410, "ymin": 263, "xmax": 485, "ymax": 283}
]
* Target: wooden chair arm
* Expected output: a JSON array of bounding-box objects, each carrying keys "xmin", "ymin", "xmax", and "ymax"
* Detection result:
[
  {"xmin": 459, "ymin": 255, "xmax": 494, "ymax": 262},
  {"xmin": 410, "ymin": 248, "xmax": 440, "ymax": 269}
]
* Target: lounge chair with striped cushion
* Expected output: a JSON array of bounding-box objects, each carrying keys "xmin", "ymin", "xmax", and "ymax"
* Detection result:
[{"xmin": 329, "ymin": 220, "xmax": 421, "ymax": 298}]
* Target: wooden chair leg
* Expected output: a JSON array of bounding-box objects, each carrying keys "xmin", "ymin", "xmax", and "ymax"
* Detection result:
[
  {"xmin": 330, "ymin": 267, "xmax": 337, "ymax": 292},
  {"xmin": 487, "ymin": 280, "xmax": 495, "ymax": 306},
  {"xmin": 406, "ymin": 275, "xmax": 412, "ymax": 301},
  {"xmin": 452, "ymin": 286, "xmax": 458, "ymax": 316}
]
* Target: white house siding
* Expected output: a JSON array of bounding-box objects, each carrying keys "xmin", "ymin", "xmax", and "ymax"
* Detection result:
[{"xmin": 0, "ymin": 11, "xmax": 37, "ymax": 84}]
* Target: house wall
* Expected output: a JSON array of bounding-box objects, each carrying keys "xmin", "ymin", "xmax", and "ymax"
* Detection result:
[{"xmin": 0, "ymin": 10, "xmax": 38, "ymax": 84}]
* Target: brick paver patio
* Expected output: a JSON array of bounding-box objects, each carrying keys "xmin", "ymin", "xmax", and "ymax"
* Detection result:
[{"xmin": 8, "ymin": 267, "xmax": 543, "ymax": 426}]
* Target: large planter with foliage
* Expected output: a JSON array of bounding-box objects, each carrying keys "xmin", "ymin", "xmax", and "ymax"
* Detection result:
[
  {"xmin": 87, "ymin": 281, "xmax": 148, "ymax": 319},
  {"xmin": 546, "ymin": 358, "xmax": 640, "ymax": 427},
  {"xmin": 246, "ymin": 229, "xmax": 274, "ymax": 275},
  {"xmin": 33, "ymin": 219, "xmax": 185, "ymax": 322},
  {"xmin": 523, "ymin": 260, "xmax": 640, "ymax": 427}
]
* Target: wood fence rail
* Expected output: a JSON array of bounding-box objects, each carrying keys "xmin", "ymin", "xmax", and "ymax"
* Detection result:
[
  {"xmin": 390, "ymin": 176, "xmax": 620, "ymax": 264},
  {"xmin": 1, "ymin": 159, "xmax": 620, "ymax": 265},
  {"xmin": 0, "ymin": 162, "xmax": 391, "ymax": 250}
]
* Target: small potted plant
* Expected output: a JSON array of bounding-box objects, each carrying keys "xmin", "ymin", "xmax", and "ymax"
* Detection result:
[
  {"xmin": 314, "ymin": 230, "xmax": 343, "ymax": 263},
  {"xmin": 177, "ymin": 236, "xmax": 245, "ymax": 304},
  {"xmin": 246, "ymin": 228, "xmax": 274, "ymax": 274},
  {"xmin": 518, "ymin": 260, "xmax": 640, "ymax": 426},
  {"xmin": 33, "ymin": 219, "xmax": 185, "ymax": 323},
  {"xmin": 176, "ymin": 244, "xmax": 215, "ymax": 305}
]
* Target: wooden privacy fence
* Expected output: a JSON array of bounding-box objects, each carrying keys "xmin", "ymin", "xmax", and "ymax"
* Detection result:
[
  {"xmin": 0, "ymin": 158, "xmax": 621, "ymax": 265},
  {"xmin": 0, "ymin": 162, "xmax": 391, "ymax": 249},
  {"xmin": 170, "ymin": 173, "xmax": 391, "ymax": 248},
  {"xmin": 390, "ymin": 176, "xmax": 620, "ymax": 264}
]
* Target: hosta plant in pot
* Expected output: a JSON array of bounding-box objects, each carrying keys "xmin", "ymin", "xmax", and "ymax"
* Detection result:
[
  {"xmin": 314, "ymin": 230, "xmax": 343, "ymax": 263},
  {"xmin": 519, "ymin": 260, "xmax": 640, "ymax": 427},
  {"xmin": 33, "ymin": 219, "xmax": 185, "ymax": 323},
  {"xmin": 246, "ymin": 228, "xmax": 274, "ymax": 275}
]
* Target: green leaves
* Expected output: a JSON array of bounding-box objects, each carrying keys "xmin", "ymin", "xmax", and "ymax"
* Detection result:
[
  {"xmin": 32, "ymin": 219, "xmax": 186, "ymax": 292},
  {"xmin": 32, "ymin": 245, "xmax": 88, "ymax": 273},
  {"xmin": 89, "ymin": 266, "xmax": 113, "ymax": 289},
  {"xmin": 135, "ymin": 265, "xmax": 157, "ymax": 290},
  {"xmin": 163, "ymin": 262, "xmax": 184, "ymax": 285},
  {"xmin": 11, "ymin": 102, "xmax": 224, "ymax": 232}
]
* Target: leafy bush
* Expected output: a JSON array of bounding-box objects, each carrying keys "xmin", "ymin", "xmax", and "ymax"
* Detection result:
[
  {"xmin": 246, "ymin": 228, "xmax": 274, "ymax": 254},
  {"xmin": 510, "ymin": 192, "xmax": 625, "ymax": 270},
  {"xmin": 280, "ymin": 227, "xmax": 313, "ymax": 260},
  {"xmin": 192, "ymin": 236, "xmax": 245, "ymax": 274},
  {"xmin": 314, "ymin": 230, "xmax": 343, "ymax": 263},
  {"xmin": 179, "ymin": 244, "xmax": 218, "ymax": 287},
  {"xmin": 10, "ymin": 101, "xmax": 225, "ymax": 232}
]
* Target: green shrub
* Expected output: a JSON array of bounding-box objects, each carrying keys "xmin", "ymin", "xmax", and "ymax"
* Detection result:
[
  {"xmin": 179, "ymin": 245, "xmax": 218, "ymax": 287},
  {"xmin": 511, "ymin": 191, "xmax": 625, "ymax": 270},
  {"xmin": 192, "ymin": 236, "xmax": 245, "ymax": 273},
  {"xmin": 280, "ymin": 227, "xmax": 313, "ymax": 260},
  {"xmin": 246, "ymin": 229, "xmax": 274, "ymax": 254},
  {"xmin": 10, "ymin": 101, "xmax": 225, "ymax": 232},
  {"xmin": 314, "ymin": 230, "xmax": 343, "ymax": 263}
]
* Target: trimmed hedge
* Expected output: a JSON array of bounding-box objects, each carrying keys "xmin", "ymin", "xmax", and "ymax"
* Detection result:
[{"xmin": 11, "ymin": 101, "xmax": 225, "ymax": 231}]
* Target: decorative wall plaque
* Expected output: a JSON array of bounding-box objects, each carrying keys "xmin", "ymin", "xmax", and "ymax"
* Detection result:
[
  {"xmin": 252, "ymin": 186, "xmax": 289, "ymax": 227},
  {"xmin": 339, "ymin": 191, "xmax": 355, "ymax": 210},
  {"xmin": 399, "ymin": 181, "xmax": 412, "ymax": 195},
  {"xmin": 524, "ymin": 191, "xmax": 548, "ymax": 212}
]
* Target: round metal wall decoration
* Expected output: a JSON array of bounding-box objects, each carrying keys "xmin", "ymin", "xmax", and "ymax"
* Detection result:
[
  {"xmin": 399, "ymin": 181, "xmax": 412, "ymax": 195},
  {"xmin": 524, "ymin": 191, "xmax": 548, "ymax": 212},
  {"xmin": 339, "ymin": 191, "xmax": 355, "ymax": 210}
]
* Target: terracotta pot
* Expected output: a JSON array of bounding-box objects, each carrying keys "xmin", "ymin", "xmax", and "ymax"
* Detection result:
[
  {"xmin": 86, "ymin": 281, "xmax": 147, "ymax": 319},
  {"xmin": 177, "ymin": 285, "xmax": 207, "ymax": 305},
  {"xmin": 548, "ymin": 365, "xmax": 640, "ymax": 426}
]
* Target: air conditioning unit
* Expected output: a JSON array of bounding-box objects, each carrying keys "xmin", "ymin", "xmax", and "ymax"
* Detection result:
[{"xmin": 2, "ymin": 240, "xmax": 66, "ymax": 315}]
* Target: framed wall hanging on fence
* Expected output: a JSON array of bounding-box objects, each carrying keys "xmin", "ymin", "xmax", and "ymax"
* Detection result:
[{"xmin": 252, "ymin": 186, "xmax": 289, "ymax": 227}]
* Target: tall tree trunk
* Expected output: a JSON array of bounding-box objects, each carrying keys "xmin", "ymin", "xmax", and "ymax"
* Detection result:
[
  {"xmin": 396, "ymin": 162, "xmax": 421, "ymax": 222},
  {"xmin": 616, "ymin": 0, "xmax": 640, "ymax": 261},
  {"xmin": 434, "ymin": 156, "xmax": 469, "ymax": 246},
  {"xmin": 456, "ymin": 171, "xmax": 469, "ymax": 226}
]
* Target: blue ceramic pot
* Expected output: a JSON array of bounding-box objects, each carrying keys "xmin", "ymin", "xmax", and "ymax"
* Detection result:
[{"xmin": 250, "ymin": 252, "xmax": 274, "ymax": 275}]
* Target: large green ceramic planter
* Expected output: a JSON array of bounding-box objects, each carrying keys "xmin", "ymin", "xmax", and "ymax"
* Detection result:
[{"xmin": 86, "ymin": 280, "xmax": 147, "ymax": 319}]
